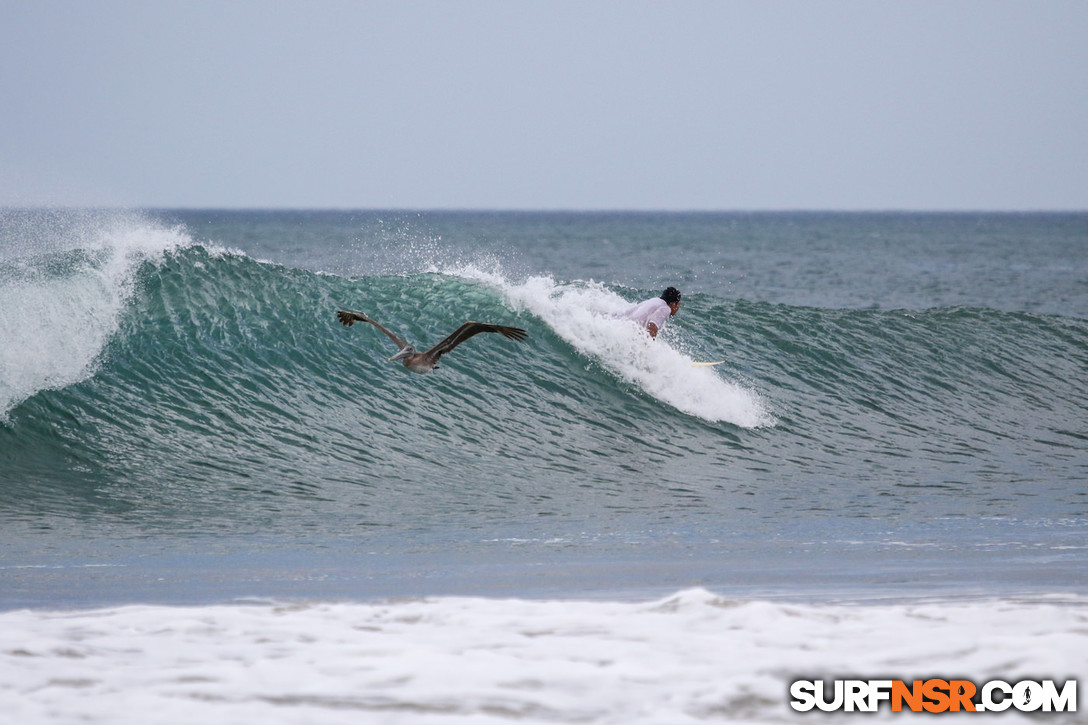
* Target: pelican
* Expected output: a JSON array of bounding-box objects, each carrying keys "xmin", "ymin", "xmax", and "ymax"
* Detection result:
[{"xmin": 336, "ymin": 310, "xmax": 527, "ymax": 374}]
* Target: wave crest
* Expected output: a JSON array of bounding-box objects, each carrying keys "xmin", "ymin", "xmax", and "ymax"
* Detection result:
[{"xmin": 0, "ymin": 212, "xmax": 192, "ymax": 418}]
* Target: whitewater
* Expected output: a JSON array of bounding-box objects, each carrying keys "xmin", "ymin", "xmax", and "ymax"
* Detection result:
[
  {"xmin": 1, "ymin": 209, "xmax": 1086, "ymax": 723},
  {"xmin": 448, "ymin": 264, "xmax": 771, "ymax": 426},
  {"xmin": 3, "ymin": 590, "xmax": 1085, "ymax": 724}
]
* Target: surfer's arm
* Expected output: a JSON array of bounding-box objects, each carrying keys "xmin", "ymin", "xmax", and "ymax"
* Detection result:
[{"xmin": 647, "ymin": 322, "xmax": 659, "ymax": 338}]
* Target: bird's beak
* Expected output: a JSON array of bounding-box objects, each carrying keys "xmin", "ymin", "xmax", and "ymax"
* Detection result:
[{"xmin": 389, "ymin": 349, "xmax": 411, "ymax": 362}]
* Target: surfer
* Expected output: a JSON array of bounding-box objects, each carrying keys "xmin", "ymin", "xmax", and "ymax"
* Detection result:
[{"xmin": 619, "ymin": 287, "xmax": 681, "ymax": 339}]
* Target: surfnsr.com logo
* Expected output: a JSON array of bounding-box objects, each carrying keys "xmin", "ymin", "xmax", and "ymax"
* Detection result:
[{"xmin": 789, "ymin": 679, "xmax": 1077, "ymax": 713}]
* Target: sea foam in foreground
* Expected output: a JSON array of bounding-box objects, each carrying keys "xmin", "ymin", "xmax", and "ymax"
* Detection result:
[{"xmin": 2, "ymin": 589, "xmax": 1084, "ymax": 724}]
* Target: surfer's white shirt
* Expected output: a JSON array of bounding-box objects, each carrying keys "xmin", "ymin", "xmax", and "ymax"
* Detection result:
[{"xmin": 620, "ymin": 297, "xmax": 671, "ymax": 332}]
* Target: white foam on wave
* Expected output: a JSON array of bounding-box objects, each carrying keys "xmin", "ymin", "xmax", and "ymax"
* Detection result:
[
  {"xmin": 446, "ymin": 264, "xmax": 772, "ymax": 427},
  {"xmin": 0, "ymin": 213, "xmax": 193, "ymax": 418},
  {"xmin": 1, "ymin": 589, "xmax": 1083, "ymax": 724}
]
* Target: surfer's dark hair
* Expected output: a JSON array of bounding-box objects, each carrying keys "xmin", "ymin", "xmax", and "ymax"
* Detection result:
[{"xmin": 661, "ymin": 287, "xmax": 681, "ymax": 304}]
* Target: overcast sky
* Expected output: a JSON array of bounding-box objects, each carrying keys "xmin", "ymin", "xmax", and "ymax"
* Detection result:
[{"xmin": 2, "ymin": 1, "xmax": 1086, "ymax": 210}]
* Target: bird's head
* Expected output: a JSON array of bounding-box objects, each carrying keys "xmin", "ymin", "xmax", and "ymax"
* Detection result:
[{"xmin": 389, "ymin": 346, "xmax": 416, "ymax": 362}]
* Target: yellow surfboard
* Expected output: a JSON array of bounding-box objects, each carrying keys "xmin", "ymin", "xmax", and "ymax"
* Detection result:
[{"xmin": 691, "ymin": 360, "xmax": 726, "ymax": 367}]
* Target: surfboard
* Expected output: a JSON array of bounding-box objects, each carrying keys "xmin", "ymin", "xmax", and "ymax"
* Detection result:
[{"xmin": 691, "ymin": 360, "xmax": 726, "ymax": 367}]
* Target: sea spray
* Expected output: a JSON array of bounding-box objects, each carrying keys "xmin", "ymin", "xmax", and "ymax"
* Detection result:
[
  {"xmin": 441, "ymin": 264, "xmax": 773, "ymax": 427},
  {"xmin": 0, "ymin": 213, "xmax": 191, "ymax": 418}
]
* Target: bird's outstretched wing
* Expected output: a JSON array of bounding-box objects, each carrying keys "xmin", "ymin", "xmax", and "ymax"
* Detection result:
[
  {"xmin": 425, "ymin": 322, "xmax": 528, "ymax": 360},
  {"xmin": 336, "ymin": 310, "xmax": 408, "ymax": 350}
]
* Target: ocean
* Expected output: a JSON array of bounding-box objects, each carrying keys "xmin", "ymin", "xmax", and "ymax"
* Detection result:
[{"xmin": 1, "ymin": 209, "xmax": 1085, "ymax": 722}]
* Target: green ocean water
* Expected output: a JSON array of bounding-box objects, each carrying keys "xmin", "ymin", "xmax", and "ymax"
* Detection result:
[{"xmin": 1, "ymin": 210, "xmax": 1085, "ymax": 608}]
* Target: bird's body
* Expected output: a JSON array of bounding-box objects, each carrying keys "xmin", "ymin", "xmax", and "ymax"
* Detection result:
[{"xmin": 336, "ymin": 310, "xmax": 527, "ymax": 373}]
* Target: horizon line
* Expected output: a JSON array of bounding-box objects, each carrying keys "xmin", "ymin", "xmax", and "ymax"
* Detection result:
[{"xmin": 4, "ymin": 205, "xmax": 1087, "ymax": 215}]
